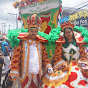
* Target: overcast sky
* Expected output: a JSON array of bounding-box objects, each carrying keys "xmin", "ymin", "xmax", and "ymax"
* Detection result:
[
  {"xmin": 0, "ymin": 0, "xmax": 21, "ymax": 34},
  {"xmin": 62, "ymin": 0, "xmax": 88, "ymax": 8},
  {"xmin": 0, "ymin": 0, "xmax": 88, "ymax": 34}
]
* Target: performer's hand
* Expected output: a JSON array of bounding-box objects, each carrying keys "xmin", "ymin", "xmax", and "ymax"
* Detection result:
[
  {"xmin": 82, "ymin": 66, "xmax": 88, "ymax": 71},
  {"xmin": 78, "ymin": 63, "xmax": 86, "ymax": 67},
  {"xmin": 78, "ymin": 60, "xmax": 87, "ymax": 69},
  {"xmin": 9, "ymin": 75, "xmax": 18, "ymax": 79},
  {"xmin": 62, "ymin": 62, "xmax": 69, "ymax": 71},
  {"xmin": 47, "ymin": 67, "xmax": 53, "ymax": 74}
]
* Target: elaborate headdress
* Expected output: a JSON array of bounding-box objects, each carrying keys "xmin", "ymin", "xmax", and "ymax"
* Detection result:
[
  {"xmin": 27, "ymin": 14, "xmax": 42, "ymax": 30},
  {"xmin": 61, "ymin": 21, "xmax": 74, "ymax": 31}
]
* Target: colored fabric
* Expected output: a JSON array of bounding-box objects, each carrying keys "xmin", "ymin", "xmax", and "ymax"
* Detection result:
[
  {"xmin": 62, "ymin": 40, "xmax": 80, "ymax": 63},
  {"xmin": 1, "ymin": 42, "xmax": 9, "ymax": 56},
  {"xmin": 42, "ymin": 39, "xmax": 88, "ymax": 88},
  {"xmin": 4, "ymin": 56, "xmax": 10, "ymax": 73},
  {"xmin": 28, "ymin": 39, "xmax": 39, "ymax": 74},
  {"xmin": 9, "ymin": 38, "xmax": 52, "ymax": 88},
  {"xmin": 21, "ymin": 74, "xmax": 40, "ymax": 88},
  {"xmin": 11, "ymin": 78, "xmax": 21, "ymax": 88}
]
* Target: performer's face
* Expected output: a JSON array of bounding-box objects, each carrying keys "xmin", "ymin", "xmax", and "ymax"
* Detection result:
[
  {"xmin": 28, "ymin": 29, "xmax": 38, "ymax": 40},
  {"xmin": 64, "ymin": 28, "xmax": 73, "ymax": 40}
]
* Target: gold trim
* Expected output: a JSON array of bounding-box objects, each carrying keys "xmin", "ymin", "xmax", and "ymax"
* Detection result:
[
  {"xmin": 19, "ymin": 40, "xmax": 29, "ymax": 82},
  {"xmin": 42, "ymin": 63, "xmax": 72, "ymax": 87},
  {"xmin": 62, "ymin": 43, "xmax": 80, "ymax": 61},
  {"xmin": 37, "ymin": 42, "xmax": 41, "ymax": 79}
]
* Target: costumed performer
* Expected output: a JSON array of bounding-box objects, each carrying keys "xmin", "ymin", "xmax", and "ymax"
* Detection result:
[
  {"xmin": 53, "ymin": 22, "xmax": 88, "ymax": 88},
  {"xmin": 9, "ymin": 14, "xmax": 53, "ymax": 88}
]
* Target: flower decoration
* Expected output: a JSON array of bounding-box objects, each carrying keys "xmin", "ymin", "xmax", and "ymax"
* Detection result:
[{"xmin": 13, "ymin": 0, "xmax": 45, "ymax": 8}]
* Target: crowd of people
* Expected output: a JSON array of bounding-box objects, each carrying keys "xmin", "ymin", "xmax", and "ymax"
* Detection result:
[
  {"xmin": 0, "ymin": 14, "xmax": 88, "ymax": 88},
  {"xmin": 0, "ymin": 37, "xmax": 13, "ymax": 87}
]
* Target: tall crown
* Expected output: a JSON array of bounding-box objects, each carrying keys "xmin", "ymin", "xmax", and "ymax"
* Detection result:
[
  {"xmin": 61, "ymin": 22, "xmax": 74, "ymax": 31},
  {"xmin": 27, "ymin": 14, "xmax": 42, "ymax": 29}
]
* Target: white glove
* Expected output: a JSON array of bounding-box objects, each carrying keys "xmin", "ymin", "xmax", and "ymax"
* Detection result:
[
  {"xmin": 11, "ymin": 76, "xmax": 18, "ymax": 79},
  {"xmin": 47, "ymin": 67, "xmax": 53, "ymax": 74},
  {"xmin": 78, "ymin": 60, "xmax": 86, "ymax": 67}
]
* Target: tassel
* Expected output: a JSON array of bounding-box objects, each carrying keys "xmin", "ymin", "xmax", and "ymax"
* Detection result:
[
  {"xmin": 18, "ymin": 16, "xmax": 21, "ymax": 20},
  {"xmin": 51, "ymin": 86, "xmax": 54, "ymax": 88},
  {"xmin": 44, "ymin": 85, "xmax": 48, "ymax": 88}
]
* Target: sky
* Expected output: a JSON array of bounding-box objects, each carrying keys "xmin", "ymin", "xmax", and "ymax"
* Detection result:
[
  {"xmin": 0, "ymin": 0, "xmax": 21, "ymax": 35},
  {"xmin": 62, "ymin": 0, "xmax": 88, "ymax": 8},
  {"xmin": 0, "ymin": 0, "xmax": 88, "ymax": 35}
]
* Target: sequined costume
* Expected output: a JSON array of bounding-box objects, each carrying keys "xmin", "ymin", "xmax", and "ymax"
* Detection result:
[
  {"xmin": 42, "ymin": 22, "xmax": 88, "ymax": 88},
  {"xmin": 9, "ymin": 14, "xmax": 52, "ymax": 88}
]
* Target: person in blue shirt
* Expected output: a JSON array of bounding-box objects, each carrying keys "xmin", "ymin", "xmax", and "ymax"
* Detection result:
[
  {"xmin": 1, "ymin": 42, "xmax": 9, "ymax": 56},
  {"xmin": 1, "ymin": 39, "xmax": 10, "ymax": 73}
]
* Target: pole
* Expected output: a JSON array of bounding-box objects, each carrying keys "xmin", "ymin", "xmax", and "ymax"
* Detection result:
[
  {"xmin": 1, "ymin": 23, "xmax": 5, "ymax": 34},
  {"xmin": 3, "ymin": 23, "xmax": 5, "ymax": 34},
  {"xmin": 8, "ymin": 13, "xmax": 18, "ymax": 29},
  {"xmin": 1, "ymin": 23, "xmax": 3, "ymax": 33},
  {"xmin": 9, "ymin": 25, "xmax": 10, "ymax": 30},
  {"xmin": 16, "ymin": 14, "xmax": 18, "ymax": 29}
]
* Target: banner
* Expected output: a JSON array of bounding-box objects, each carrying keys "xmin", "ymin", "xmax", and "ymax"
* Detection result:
[
  {"xmin": 20, "ymin": 0, "xmax": 60, "ymax": 14},
  {"xmin": 60, "ymin": 10, "xmax": 88, "ymax": 27},
  {"xmin": 20, "ymin": 0, "xmax": 62, "ymax": 34}
]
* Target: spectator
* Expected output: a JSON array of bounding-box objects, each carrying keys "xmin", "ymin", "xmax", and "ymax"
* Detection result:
[
  {"xmin": 0, "ymin": 41, "xmax": 4, "ymax": 86},
  {"xmin": 1, "ymin": 39, "xmax": 10, "ymax": 73}
]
